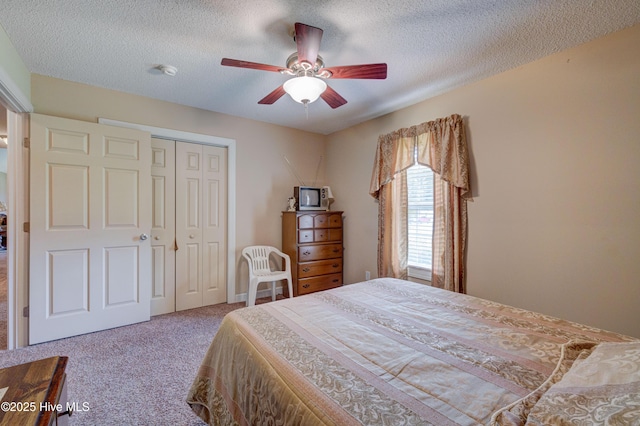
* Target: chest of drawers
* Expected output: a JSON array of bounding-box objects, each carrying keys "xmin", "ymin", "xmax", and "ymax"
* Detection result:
[{"xmin": 282, "ymin": 211, "xmax": 344, "ymax": 296}]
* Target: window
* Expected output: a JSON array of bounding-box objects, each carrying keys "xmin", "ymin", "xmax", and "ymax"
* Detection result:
[{"xmin": 407, "ymin": 164, "xmax": 434, "ymax": 281}]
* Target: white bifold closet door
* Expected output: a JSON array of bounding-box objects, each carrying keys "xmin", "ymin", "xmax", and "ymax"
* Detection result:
[
  {"xmin": 150, "ymin": 138, "xmax": 176, "ymax": 316},
  {"xmin": 175, "ymin": 141, "xmax": 227, "ymax": 311}
]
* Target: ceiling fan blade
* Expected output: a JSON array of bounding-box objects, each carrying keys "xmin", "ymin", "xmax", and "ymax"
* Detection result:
[
  {"xmin": 258, "ymin": 85, "xmax": 287, "ymax": 104},
  {"xmin": 323, "ymin": 63, "xmax": 387, "ymax": 79},
  {"xmin": 320, "ymin": 85, "xmax": 347, "ymax": 109},
  {"xmin": 295, "ymin": 23, "xmax": 323, "ymax": 65},
  {"xmin": 221, "ymin": 58, "xmax": 285, "ymax": 73}
]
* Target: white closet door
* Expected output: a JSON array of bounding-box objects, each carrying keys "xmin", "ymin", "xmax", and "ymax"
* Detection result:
[
  {"xmin": 175, "ymin": 142, "xmax": 203, "ymax": 310},
  {"xmin": 150, "ymin": 138, "xmax": 176, "ymax": 316},
  {"xmin": 175, "ymin": 142, "xmax": 227, "ymax": 310},
  {"xmin": 202, "ymin": 144, "xmax": 227, "ymax": 306},
  {"xmin": 29, "ymin": 113, "xmax": 152, "ymax": 344}
]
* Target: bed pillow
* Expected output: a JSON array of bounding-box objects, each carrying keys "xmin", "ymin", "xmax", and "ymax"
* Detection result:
[
  {"xmin": 490, "ymin": 341, "xmax": 598, "ymax": 425},
  {"xmin": 525, "ymin": 341, "xmax": 640, "ymax": 425}
]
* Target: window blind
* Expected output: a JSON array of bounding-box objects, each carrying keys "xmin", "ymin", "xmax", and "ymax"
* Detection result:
[{"xmin": 407, "ymin": 164, "xmax": 434, "ymax": 270}]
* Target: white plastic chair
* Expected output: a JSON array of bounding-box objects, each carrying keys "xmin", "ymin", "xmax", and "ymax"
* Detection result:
[{"xmin": 242, "ymin": 246, "xmax": 293, "ymax": 307}]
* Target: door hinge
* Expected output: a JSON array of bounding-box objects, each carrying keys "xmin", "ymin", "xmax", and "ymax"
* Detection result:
[
  {"xmin": 23, "ymin": 222, "xmax": 30, "ymax": 232},
  {"xmin": 23, "ymin": 137, "xmax": 30, "ymax": 148},
  {"xmin": 23, "ymin": 306, "xmax": 29, "ymax": 318}
]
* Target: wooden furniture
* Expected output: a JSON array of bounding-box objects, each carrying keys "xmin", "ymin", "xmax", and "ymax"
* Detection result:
[
  {"xmin": 0, "ymin": 356, "xmax": 69, "ymax": 426},
  {"xmin": 281, "ymin": 211, "xmax": 344, "ymax": 296}
]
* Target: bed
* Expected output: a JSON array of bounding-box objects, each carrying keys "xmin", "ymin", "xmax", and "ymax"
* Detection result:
[{"xmin": 187, "ymin": 278, "xmax": 639, "ymax": 425}]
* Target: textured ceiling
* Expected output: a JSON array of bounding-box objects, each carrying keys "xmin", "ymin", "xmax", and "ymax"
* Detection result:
[{"xmin": 1, "ymin": 1, "xmax": 639, "ymax": 135}]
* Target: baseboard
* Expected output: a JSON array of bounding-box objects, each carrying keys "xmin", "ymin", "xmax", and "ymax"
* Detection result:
[{"xmin": 235, "ymin": 287, "xmax": 284, "ymax": 304}]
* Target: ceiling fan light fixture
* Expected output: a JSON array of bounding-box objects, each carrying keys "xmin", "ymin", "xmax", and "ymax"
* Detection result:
[{"xmin": 283, "ymin": 76, "xmax": 327, "ymax": 104}]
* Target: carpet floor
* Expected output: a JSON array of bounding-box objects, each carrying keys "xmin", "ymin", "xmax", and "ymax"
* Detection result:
[{"xmin": 0, "ymin": 298, "xmax": 259, "ymax": 425}]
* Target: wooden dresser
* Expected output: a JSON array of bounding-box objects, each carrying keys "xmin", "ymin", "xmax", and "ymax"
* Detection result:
[{"xmin": 282, "ymin": 211, "xmax": 344, "ymax": 296}]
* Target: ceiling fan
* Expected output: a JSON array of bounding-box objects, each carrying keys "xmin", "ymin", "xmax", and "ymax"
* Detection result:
[{"xmin": 221, "ymin": 22, "xmax": 387, "ymax": 109}]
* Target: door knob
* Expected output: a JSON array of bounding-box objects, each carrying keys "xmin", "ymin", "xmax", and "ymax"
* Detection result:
[{"xmin": 139, "ymin": 234, "xmax": 148, "ymax": 241}]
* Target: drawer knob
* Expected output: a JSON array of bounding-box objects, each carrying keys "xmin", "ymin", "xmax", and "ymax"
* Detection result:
[
  {"xmin": 302, "ymin": 267, "xmax": 310, "ymax": 272},
  {"xmin": 332, "ymin": 263, "xmax": 339, "ymax": 268},
  {"xmin": 302, "ymin": 284, "xmax": 310, "ymax": 288},
  {"xmin": 303, "ymin": 250, "xmax": 311, "ymax": 255},
  {"xmin": 332, "ymin": 279, "xmax": 339, "ymax": 283},
  {"xmin": 332, "ymin": 249, "xmax": 340, "ymax": 253}
]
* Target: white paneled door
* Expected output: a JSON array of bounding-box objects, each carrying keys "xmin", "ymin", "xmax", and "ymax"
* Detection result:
[
  {"xmin": 175, "ymin": 142, "xmax": 227, "ymax": 311},
  {"xmin": 29, "ymin": 114, "xmax": 152, "ymax": 344},
  {"xmin": 150, "ymin": 138, "xmax": 176, "ymax": 316}
]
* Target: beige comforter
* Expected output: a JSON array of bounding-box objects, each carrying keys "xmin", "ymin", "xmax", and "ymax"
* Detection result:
[{"xmin": 187, "ymin": 278, "xmax": 635, "ymax": 425}]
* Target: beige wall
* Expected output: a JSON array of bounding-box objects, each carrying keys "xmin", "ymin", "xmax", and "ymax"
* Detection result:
[
  {"xmin": 31, "ymin": 75, "xmax": 328, "ymax": 295},
  {"xmin": 327, "ymin": 24, "xmax": 640, "ymax": 338},
  {"xmin": 0, "ymin": 25, "xmax": 31, "ymax": 102}
]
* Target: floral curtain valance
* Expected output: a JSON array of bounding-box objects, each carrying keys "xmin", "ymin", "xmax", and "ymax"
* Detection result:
[{"xmin": 369, "ymin": 114, "xmax": 470, "ymax": 200}]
